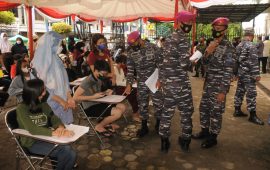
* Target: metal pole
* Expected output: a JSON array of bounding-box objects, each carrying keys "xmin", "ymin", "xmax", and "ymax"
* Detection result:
[{"xmin": 26, "ymin": 6, "xmax": 34, "ymax": 60}]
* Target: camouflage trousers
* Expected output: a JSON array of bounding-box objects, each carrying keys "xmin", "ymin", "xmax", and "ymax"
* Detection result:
[
  {"xmin": 199, "ymin": 87, "xmax": 225, "ymax": 135},
  {"xmin": 137, "ymin": 81, "xmax": 163, "ymax": 120},
  {"xmin": 234, "ymin": 76, "xmax": 257, "ymax": 112},
  {"xmin": 159, "ymin": 82, "xmax": 194, "ymax": 139}
]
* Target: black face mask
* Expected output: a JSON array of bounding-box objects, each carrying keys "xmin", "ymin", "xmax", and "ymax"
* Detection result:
[
  {"xmin": 180, "ymin": 23, "xmax": 192, "ymax": 33},
  {"xmin": 98, "ymin": 75, "xmax": 106, "ymax": 81},
  {"xmin": 212, "ymin": 29, "xmax": 226, "ymax": 38},
  {"xmin": 131, "ymin": 44, "xmax": 141, "ymax": 51}
]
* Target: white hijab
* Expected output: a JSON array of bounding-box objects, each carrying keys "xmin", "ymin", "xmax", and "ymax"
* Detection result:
[
  {"xmin": 0, "ymin": 33, "xmax": 11, "ymax": 53},
  {"xmin": 31, "ymin": 31, "xmax": 70, "ymax": 100}
]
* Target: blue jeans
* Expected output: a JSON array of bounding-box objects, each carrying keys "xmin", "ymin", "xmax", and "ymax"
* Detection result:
[{"xmin": 28, "ymin": 141, "xmax": 76, "ymax": 170}]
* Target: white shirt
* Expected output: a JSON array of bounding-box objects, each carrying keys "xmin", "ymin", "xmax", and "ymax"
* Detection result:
[
  {"xmin": 263, "ymin": 40, "xmax": 270, "ymax": 57},
  {"xmin": 114, "ymin": 65, "xmax": 126, "ymax": 87}
]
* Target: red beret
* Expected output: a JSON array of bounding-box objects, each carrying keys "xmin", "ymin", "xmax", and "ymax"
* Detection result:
[
  {"xmin": 212, "ymin": 17, "xmax": 229, "ymax": 26},
  {"xmin": 127, "ymin": 31, "xmax": 140, "ymax": 45},
  {"xmin": 175, "ymin": 10, "xmax": 196, "ymax": 22}
]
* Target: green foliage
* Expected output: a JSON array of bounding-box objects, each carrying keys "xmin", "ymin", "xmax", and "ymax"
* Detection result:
[
  {"xmin": 52, "ymin": 22, "xmax": 72, "ymax": 34},
  {"xmin": 156, "ymin": 22, "xmax": 174, "ymax": 37},
  {"xmin": 196, "ymin": 23, "xmax": 242, "ymax": 40},
  {"xmin": 0, "ymin": 11, "xmax": 15, "ymax": 25}
]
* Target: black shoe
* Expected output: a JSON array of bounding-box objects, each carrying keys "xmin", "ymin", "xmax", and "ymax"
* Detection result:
[
  {"xmin": 136, "ymin": 120, "xmax": 149, "ymax": 137},
  {"xmin": 178, "ymin": 137, "xmax": 191, "ymax": 152},
  {"xmin": 192, "ymin": 128, "xmax": 209, "ymax": 140},
  {"xmin": 155, "ymin": 119, "xmax": 160, "ymax": 134},
  {"xmin": 201, "ymin": 134, "xmax": 217, "ymax": 149},
  {"xmin": 233, "ymin": 107, "xmax": 248, "ymax": 117},
  {"xmin": 249, "ymin": 111, "xmax": 264, "ymax": 125},
  {"xmin": 161, "ymin": 137, "xmax": 170, "ymax": 153}
]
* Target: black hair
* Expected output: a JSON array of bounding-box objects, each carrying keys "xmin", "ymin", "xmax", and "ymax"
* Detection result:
[
  {"xmin": 61, "ymin": 40, "xmax": 68, "ymax": 55},
  {"xmin": 94, "ymin": 60, "xmax": 110, "ymax": 72},
  {"xmin": 22, "ymin": 79, "xmax": 45, "ymax": 114},
  {"xmin": 16, "ymin": 58, "xmax": 28, "ymax": 83},
  {"xmin": 265, "ymin": 36, "xmax": 269, "ymax": 40},
  {"xmin": 91, "ymin": 33, "xmax": 105, "ymax": 55},
  {"xmin": 115, "ymin": 55, "xmax": 127, "ymax": 64},
  {"xmin": 75, "ymin": 41, "xmax": 85, "ymax": 53},
  {"xmin": 12, "ymin": 54, "xmax": 23, "ymax": 61}
]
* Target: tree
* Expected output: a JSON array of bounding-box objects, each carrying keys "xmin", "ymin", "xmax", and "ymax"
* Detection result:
[
  {"xmin": 52, "ymin": 22, "xmax": 72, "ymax": 34},
  {"xmin": 196, "ymin": 23, "xmax": 241, "ymax": 40},
  {"xmin": 0, "ymin": 11, "xmax": 15, "ymax": 25}
]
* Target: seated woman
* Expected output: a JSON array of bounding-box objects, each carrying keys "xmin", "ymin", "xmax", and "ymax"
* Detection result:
[
  {"xmin": 16, "ymin": 79, "xmax": 76, "ymax": 170},
  {"xmin": 8, "ymin": 58, "xmax": 34, "ymax": 103},
  {"xmin": 114, "ymin": 55, "xmax": 140, "ymax": 122},
  {"xmin": 73, "ymin": 60, "xmax": 126, "ymax": 137}
]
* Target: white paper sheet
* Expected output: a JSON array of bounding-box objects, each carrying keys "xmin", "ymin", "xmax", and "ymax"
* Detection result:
[
  {"xmin": 190, "ymin": 50, "xmax": 203, "ymax": 61},
  {"xmin": 12, "ymin": 124, "xmax": 89, "ymax": 144},
  {"xmin": 145, "ymin": 68, "xmax": 159, "ymax": 93},
  {"xmin": 70, "ymin": 76, "xmax": 87, "ymax": 86},
  {"xmin": 91, "ymin": 95, "xmax": 126, "ymax": 103}
]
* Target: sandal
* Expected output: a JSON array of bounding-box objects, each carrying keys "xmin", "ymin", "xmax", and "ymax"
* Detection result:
[
  {"xmin": 96, "ymin": 130, "xmax": 112, "ymax": 137},
  {"xmin": 105, "ymin": 125, "xmax": 116, "ymax": 133}
]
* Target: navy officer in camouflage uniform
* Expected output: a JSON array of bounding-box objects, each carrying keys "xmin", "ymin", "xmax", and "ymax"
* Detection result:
[
  {"xmin": 233, "ymin": 28, "xmax": 264, "ymax": 125},
  {"xmin": 156, "ymin": 10, "xmax": 196, "ymax": 153},
  {"xmin": 192, "ymin": 17, "xmax": 236, "ymax": 148},
  {"xmin": 124, "ymin": 31, "xmax": 163, "ymax": 137}
]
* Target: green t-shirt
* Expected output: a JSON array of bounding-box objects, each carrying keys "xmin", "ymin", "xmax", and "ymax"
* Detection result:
[{"xmin": 16, "ymin": 103, "xmax": 63, "ymax": 148}]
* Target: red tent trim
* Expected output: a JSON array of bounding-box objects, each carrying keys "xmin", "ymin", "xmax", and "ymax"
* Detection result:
[
  {"xmin": 0, "ymin": 2, "xmax": 20, "ymax": 11},
  {"xmin": 37, "ymin": 7, "xmax": 70, "ymax": 19}
]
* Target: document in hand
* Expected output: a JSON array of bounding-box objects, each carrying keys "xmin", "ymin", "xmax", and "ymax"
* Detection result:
[
  {"xmin": 12, "ymin": 124, "xmax": 89, "ymax": 144},
  {"xmin": 190, "ymin": 50, "xmax": 203, "ymax": 61},
  {"xmin": 145, "ymin": 68, "xmax": 159, "ymax": 93},
  {"xmin": 92, "ymin": 95, "xmax": 126, "ymax": 104}
]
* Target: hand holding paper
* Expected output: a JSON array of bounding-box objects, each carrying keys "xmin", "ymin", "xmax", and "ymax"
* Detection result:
[
  {"xmin": 190, "ymin": 50, "xmax": 203, "ymax": 61},
  {"xmin": 145, "ymin": 68, "xmax": 159, "ymax": 93}
]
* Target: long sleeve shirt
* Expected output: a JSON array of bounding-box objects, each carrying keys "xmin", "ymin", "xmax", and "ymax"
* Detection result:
[
  {"xmin": 16, "ymin": 103, "xmax": 63, "ymax": 148},
  {"xmin": 236, "ymin": 40, "xmax": 260, "ymax": 79},
  {"xmin": 202, "ymin": 38, "xmax": 236, "ymax": 94}
]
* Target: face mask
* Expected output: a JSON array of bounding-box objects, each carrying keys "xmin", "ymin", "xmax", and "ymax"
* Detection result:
[
  {"xmin": 22, "ymin": 67, "xmax": 29, "ymax": 73},
  {"xmin": 16, "ymin": 41, "xmax": 21, "ymax": 44},
  {"xmin": 97, "ymin": 44, "xmax": 107, "ymax": 51},
  {"xmin": 98, "ymin": 75, "xmax": 106, "ymax": 81},
  {"xmin": 131, "ymin": 44, "xmax": 141, "ymax": 51},
  {"xmin": 212, "ymin": 29, "xmax": 225, "ymax": 38},
  {"xmin": 180, "ymin": 23, "xmax": 192, "ymax": 33}
]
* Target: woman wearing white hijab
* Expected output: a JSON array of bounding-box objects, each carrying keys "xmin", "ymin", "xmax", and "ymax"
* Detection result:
[
  {"xmin": 0, "ymin": 32, "xmax": 12, "ymax": 72},
  {"xmin": 31, "ymin": 31, "xmax": 75, "ymax": 124}
]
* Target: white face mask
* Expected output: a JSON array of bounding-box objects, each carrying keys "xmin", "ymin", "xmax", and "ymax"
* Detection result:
[
  {"xmin": 16, "ymin": 41, "xmax": 21, "ymax": 44},
  {"xmin": 21, "ymin": 67, "xmax": 29, "ymax": 73}
]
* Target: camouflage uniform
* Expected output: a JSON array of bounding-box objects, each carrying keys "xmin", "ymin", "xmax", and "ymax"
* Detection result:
[
  {"xmin": 234, "ymin": 40, "xmax": 260, "ymax": 112},
  {"xmin": 159, "ymin": 29, "xmax": 194, "ymax": 139},
  {"xmin": 200, "ymin": 38, "xmax": 235, "ymax": 135},
  {"xmin": 126, "ymin": 41, "xmax": 163, "ymax": 121}
]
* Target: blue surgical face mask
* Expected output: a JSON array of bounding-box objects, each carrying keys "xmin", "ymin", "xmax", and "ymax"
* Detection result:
[{"xmin": 97, "ymin": 44, "xmax": 107, "ymax": 51}]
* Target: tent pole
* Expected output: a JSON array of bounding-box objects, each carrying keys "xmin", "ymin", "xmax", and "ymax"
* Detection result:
[
  {"xmin": 26, "ymin": 6, "xmax": 34, "ymax": 60},
  {"xmin": 191, "ymin": 8, "xmax": 197, "ymax": 55},
  {"xmin": 174, "ymin": 0, "xmax": 179, "ymax": 29},
  {"xmin": 100, "ymin": 20, "xmax": 103, "ymax": 34}
]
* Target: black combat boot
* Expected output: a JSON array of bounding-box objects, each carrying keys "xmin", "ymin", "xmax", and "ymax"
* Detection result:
[
  {"xmin": 191, "ymin": 128, "xmax": 209, "ymax": 140},
  {"xmin": 201, "ymin": 133, "xmax": 217, "ymax": 149},
  {"xmin": 136, "ymin": 119, "xmax": 149, "ymax": 137},
  {"xmin": 248, "ymin": 111, "xmax": 264, "ymax": 125},
  {"xmin": 233, "ymin": 106, "xmax": 248, "ymax": 117},
  {"xmin": 155, "ymin": 118, "xmax": 160, "ymax": 134},
  {"xmin": 178, "ymin": 137, "xmax": 191, "ymax": 152},
  {"xmin": 160, "ymin": 136, "xmax": 170, "ymax": 153}
]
